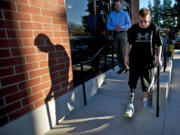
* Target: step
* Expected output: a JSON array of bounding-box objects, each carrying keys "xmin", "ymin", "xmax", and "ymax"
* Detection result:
[
  {"xmin": 98, "ymin": 79, "xmax": 144, "ymax": 100},
  {"xmin": 105, "ymin": 67, "xmax": 129, "ymax": 81}
]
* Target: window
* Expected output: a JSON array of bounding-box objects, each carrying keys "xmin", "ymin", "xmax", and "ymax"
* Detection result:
[{"xmin": 65, "ymin": 0, "xmax": 130, "ymax": 86}]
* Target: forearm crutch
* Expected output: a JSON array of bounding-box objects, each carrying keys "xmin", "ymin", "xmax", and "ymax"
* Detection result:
[{"xmin": 156, "ymin": 65, "xmax": 160, "ymax": 117}]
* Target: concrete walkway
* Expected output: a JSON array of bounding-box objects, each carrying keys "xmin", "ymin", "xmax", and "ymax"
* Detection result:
[{"xmin": 44, "ymin": 50, "xmax": 180, "ymax": 135}]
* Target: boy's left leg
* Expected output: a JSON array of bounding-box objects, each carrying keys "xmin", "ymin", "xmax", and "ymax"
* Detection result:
[{"xmin": 124, "ymin": 67, "xmax": 139, "ymax": 117}]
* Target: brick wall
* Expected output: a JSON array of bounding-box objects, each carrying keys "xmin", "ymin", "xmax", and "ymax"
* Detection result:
[
  {"xmin": 130, "ymin": 0, "xmax": 139, "ymax": 24},
  {"xmin": 0, "ymin": 0, "xmax": 73, "ymax": 126}
]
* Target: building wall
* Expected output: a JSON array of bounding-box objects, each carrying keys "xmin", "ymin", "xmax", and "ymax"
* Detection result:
[
  {"xmin": 130, "ymin": 0, "xmax": 139, "ymax": 24},
  {"xmin": 0, "ymin": 0, "xmax": 73, "ymax": 127},
  {"xmin": 0, "ymin": 0, "xmax": 139, "ymax": 129}
]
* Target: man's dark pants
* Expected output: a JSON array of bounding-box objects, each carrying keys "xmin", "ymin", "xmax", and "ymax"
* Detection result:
[{"xmin": 113, "ymin": 31, "xmax": 127, "ymax": 70}]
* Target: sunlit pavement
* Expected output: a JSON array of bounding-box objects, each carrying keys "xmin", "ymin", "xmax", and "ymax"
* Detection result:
[{"xmin": 44, "ymin": 50, "xmax": 180, "ymax": 135}]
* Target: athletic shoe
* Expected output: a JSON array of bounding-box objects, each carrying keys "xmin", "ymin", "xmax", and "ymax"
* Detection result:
[
  {"xmin": 117, "ymin": 68, "xmax": 125, "ymax": 74},
  {"xmin": 124, "ymin": 103, "xmax": 134, "ymax": 118}
]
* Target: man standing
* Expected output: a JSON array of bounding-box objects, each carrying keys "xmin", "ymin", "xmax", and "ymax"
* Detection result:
[
  {"xmin": 124, "ymin": 8, "xmax": 162, "ymax": 118},
  {"xmin": 107, "ymin": 0, "xmax": 131, "ymax": 74}
]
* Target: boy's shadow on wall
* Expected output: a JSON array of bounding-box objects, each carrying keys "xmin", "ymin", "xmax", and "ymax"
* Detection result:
[{"xmin": 34, "ymin": 34, "xmax": 72, "ymax": 129}]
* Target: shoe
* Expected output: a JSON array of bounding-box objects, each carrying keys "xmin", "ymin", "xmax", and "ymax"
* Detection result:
[
  {"xmin": 125, "ymin": 68, "xmax": 129, "ymax": 73},
  {"xmin": 124, "ymin": 103, "xmax": 134, "ymax": 118},
  {"xmin": 117, "ymin": 68, "xmax": 125, "ymax": 74}
]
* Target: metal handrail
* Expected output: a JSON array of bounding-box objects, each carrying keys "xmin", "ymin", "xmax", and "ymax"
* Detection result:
[{"xmin": 79, "ymin": 42, "xmax": 114, "ymax": 105}]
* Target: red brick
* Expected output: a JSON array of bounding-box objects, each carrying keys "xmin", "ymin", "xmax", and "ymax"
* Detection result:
[
  {"xmin": 52, "ymin": 77, "xmax": 63, "ymax": 85},
  {"xmin": 59, "ymin": 13, "xmax": 66, "ymax": 19},
  {"xmin": 61, "ymin": 25, "xmax": 68, "ymax": 31},
  {"xmin": 50, "ymin": 64, "xmax": 65, "ymax": 72},
  {"xmin": 49, "ymin": 4, "xmax": 64, "ymax": 12},
  {"xmin": 57, "ymin": 0, "xmax": 65, "ymax": 5},
  {"xmin": 20, "ymin": 22, "xmax": 42, "ymax": 30},
  {"xmin": 61, "ymin": 81, "xmax": 69, "ymax": 88},
  {"xmin": 0, "ymin": 1, "xmax": 16, "ymax": 11},
  {"xmin": 0, "ymin": 85, "xmax": 18, "ymax": 97},
  {"xmin": 34, "ymin": 31, "xmax": 53, "ymax": 39},
  {"xmin": 36, "ymin": 46, "xmax": 55, "ymax": 53},
  {"xmin": 0, "ymin": 39, "xmax": 22, "ymax": 48},
  {"xmin": 22, "ymin": 92, "xmax": 44, "ymax": 105},
  {"xmin": 50, "ymin": 38, "xmax": 61, "ymax": 45},
  {"xmin": 32, "ymin": 82, "xmax": 51, "ymax": 93},
  {"xmin": 15, "ymin": 0, "xmax": 28, "ymax": 4},
  {"xmin": 0, "ymin": 101, "xmax": 21, "ymax": 116},
  {"xmin": 4, "ymin": 11, "xmax": 31, "ymax": 21},
  {"xmin": 47, "ymin": 0, "xmax": 57, "ymax": 3},
  {"xmin": 0, "ymin": 67, "xmax": 14, "ymax": 77},
  {"xmin": 57, "ymin": 57, "xmax": 66, "ymax": 63},
  {"xmin": 0, "ymin": 30, "xmax": 6, "ymax": 38},
  {"xmin": 7, "ymin": 30, "xmax": 33, "ymax": 38},
  {"xmin": 5, "ymin": 89, "xmax": 31, "ymax": 104},
  {"xmin": 130, "ymin": 0, "xmax": 139, "ymax": 24},
  {"xmin": 32, "ymin": 15, "xmax": 51, "ymax": 23},
  {"xmin": 30, "ymin": 0, "xmax": 49, "ymax": 9},
  {"xmin": 35, "ymin": 99, "xmax": 45, "ymax": 108},
  {"xmin": 0, "ymin": 20, "xmax": 19, "ymax": 29},
  {"xmin": 48, "ymin": 59, "xmax": 57, "ymax": 65},
  {"xmin": 15, "ymin": 62, "xmax": 39, "ymax": 73},
  {"xmin": 9, "ymin": 104, "xmax": 35, "ymax": 120},
  {"xmin": 42, "ymin": 9, "xmax": 59, "ymax": 17},
  {"xmin": 26, "ymin": 55, "xmax": 38, "ymax": 63},
  {"xmin": 12, "ymin": 47, "xmax": 36, "ymax": 56},
  {"xmin": 29, "ymin": 68, "xmax": 49, "ymax": 79},
  {"xmin": 18, "ymin": 77, "xmax": 41, "ymax": 90},
  {"xmin": 17, "ymin": 4, "xmax": 41, "ymax": 15},
  {"xmin": 62, "ymin": 38, "xmax": 69, "ymax": 43},
  {"xmin": 22, "ymin": 38, "xmax": 34, "ymax": 47},
  {"xmin": 50, "ymin": 85, "xmax": 60, "ymax": 92},
  {"xmin": 59, "ymin": 69, "xmax": 68, "ymax": 76},
  {"xmin": 49, "ymin": 51, "xmax": 63, "ymax": 58},
  {"xmin": 0, "ymin": 57, "xmax": 26, "ymax": 68},
  {"xmin": 49, "ymin": 72, "xmax": 58, "ymax": 81},
  {"xmin": 54, "ymin": 32, "xmax": 68, "ymax": 37},
  {"xmin": 1, "ymin": 73, "xmax": 29, "ymax": 86},
  {"xmin": 42, "ymin": 74, "xmax": 50, "ymax": 82},
  {"xmin": 37, "ymin": 53, "xmax": 48, "ymax": 61},
  {"xmin": 39, "ymin": 61, "xmax": 48, "ymax": 68},
  {"xmin": 43, "ymin": 24, "xmax": 61, "ymax": 31},
  {"xmin": 0, "ymin": 49, "xmax": 10, "ymax": 58}
]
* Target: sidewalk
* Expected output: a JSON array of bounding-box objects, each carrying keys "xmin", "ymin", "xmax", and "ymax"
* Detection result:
[{"xmin": 44, "ymin": 50, "xmax": 180, "ymax": 135}]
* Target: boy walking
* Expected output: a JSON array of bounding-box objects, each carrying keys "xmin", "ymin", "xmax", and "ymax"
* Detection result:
[{"xmin": 124, "ymin": 8, "xmax": 162, "ymax": 118}]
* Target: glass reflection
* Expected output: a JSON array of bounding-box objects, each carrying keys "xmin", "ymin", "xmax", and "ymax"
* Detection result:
[{"xmin": 65, "ymin": 0, "xmax": 130, "ymax": 86}]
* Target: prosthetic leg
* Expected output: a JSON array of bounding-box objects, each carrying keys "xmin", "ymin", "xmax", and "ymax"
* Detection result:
[{"xmin": 124, "ymin": 88, "xmax": 135, "ymax": 118}]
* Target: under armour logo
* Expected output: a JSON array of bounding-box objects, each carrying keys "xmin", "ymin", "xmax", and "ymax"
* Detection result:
[{"xmin": 137, "ymin": 33, "xmax": 150, "ymax": 40}]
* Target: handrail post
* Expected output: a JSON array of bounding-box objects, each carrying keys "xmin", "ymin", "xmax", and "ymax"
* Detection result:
[
  {"xmin": 80, "ymin": 64, "xmax": 87, "ymax": 106},
  {"xmin": 111, "ymin": 38, "xmax": 114, "ymax": 70},
  {"xmin": 163, "ymin": 43, "xmax": 167, "ymax": 72}
]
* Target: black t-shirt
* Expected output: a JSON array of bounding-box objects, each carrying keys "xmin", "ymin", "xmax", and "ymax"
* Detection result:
[{"xmin": 128, "ymin": 23, "xmax": 162, "ymax": 69}]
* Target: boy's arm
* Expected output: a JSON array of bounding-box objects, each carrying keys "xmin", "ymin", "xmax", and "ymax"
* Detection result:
[
  {"xmin": 156, "ymin": 45, "xmax": 162, "ymax": 66},
  {"xmin": 125, "ymin": 42, "xmax": 131, "ymax": 67}
]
